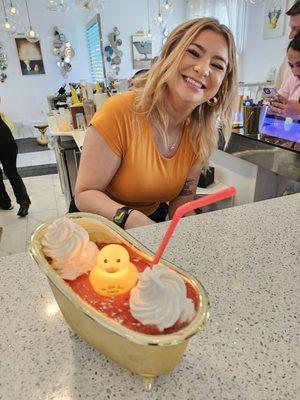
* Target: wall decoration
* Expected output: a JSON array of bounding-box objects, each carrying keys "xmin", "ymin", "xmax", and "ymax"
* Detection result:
[
  {"xmin": 52, "ymin": 27, "xmax": 75, "ymax": 77},
  {"xmin": 132, "ymin": 35, "xmax": 152, "ymax": 69},
  {"xmin": 263, "ymin": 0, "xmax": 287, "ymax": 39},
  {"xmin": 105, "ymin": 27, "xmax": 122, "ymax": 76},
  {"xmin": 0, "ymin": 42, "xmax": 8, "ymax": 83},
  {"xmin": 15, "ymin": 37, "xmax": 45, "ymax": 75}
]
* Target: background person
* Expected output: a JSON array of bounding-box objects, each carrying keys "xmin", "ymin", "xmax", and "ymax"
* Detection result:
[
  {"xmin": 72, "ymin": 18, "xmax": 237, "ymax": 229},
  {"xmin": 269, "ymin": 32, "xmax": 300, "ymax": 118},
  {"xmin": 275, "ymin": 0, "xmax": 300, "ymax": 88},
  {"xmin": 0, "ymin": 104, "xmax": 31, "ymax": 217}
]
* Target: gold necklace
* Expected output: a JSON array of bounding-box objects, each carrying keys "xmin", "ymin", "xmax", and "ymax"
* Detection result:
[{"xmin": 167, "ymin": 128, "xmax": 183, "ymax": 152}]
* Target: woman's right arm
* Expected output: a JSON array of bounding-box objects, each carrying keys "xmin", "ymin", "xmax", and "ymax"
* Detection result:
[{"xmin": 75, "ymin": 126, "xmax": 154, "ymax": 229}]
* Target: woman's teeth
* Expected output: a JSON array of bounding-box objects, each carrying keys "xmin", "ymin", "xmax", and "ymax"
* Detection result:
[{"xmin": 184, "ymin": 76, "xmax": 204, "ymax": 89}]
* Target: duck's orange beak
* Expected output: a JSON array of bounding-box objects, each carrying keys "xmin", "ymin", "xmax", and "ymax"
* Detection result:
[{"xmin": 105, "ymin": 265, "xmax": 119, "ymax": 273}]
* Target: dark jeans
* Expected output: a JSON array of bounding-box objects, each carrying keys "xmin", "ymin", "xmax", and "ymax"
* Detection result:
[
  {"xmin": 68, "ymin": 198, "xmax": 169, "ymax": 223},
  {"xmin": 0, "ymin": 117, "xmax": 30, "ymax": 207}
]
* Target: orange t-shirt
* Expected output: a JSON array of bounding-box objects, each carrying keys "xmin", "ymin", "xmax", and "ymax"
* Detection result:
[{"xmin": 90, "ymin": 91, "xmax": 198, "ymax": 215}]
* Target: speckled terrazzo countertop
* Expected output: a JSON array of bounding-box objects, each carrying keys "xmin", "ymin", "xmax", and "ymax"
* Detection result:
[{"xmin": 0, "ymin": 194, "xmax": 299, "ymax": 400}]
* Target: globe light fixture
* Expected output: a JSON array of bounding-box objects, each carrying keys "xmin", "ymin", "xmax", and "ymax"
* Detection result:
[
  {"xmin": 47, "ymin": 0, "xmax": 58, "ymax": 11},
  {"xmin": 24, "ymin": 0, "xmax": 39, "ymax": 43},
  {"xmin": 8, "ymin": 1, "xmax": 19, "ymax": 16},
  {"xmin": 157, "ymin": 13, "xmax": 163, "ymax": 23},
  {"xmin": 2, "ymin": 19, "xmax": 16, "ymax": 34},
  {"xmin": 25, "ymin": 27, "xmax": 40, "ymax": 43},
  {"xmin": 1, "ymin": 0, "xmax": 16, "ymax": 35},
  {"xmin": 146, "ymin": 0, "xmax": 152, "ymax": 38},
  {"xmin": 164, "ymin": 0, "xmax": 173, "ymax": 12},
  {"xmin": 155, "ymin": 0, "xmax": 164, "ymax": 25}
]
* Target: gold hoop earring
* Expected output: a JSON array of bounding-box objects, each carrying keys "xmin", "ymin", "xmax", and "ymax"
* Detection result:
[{"xmin": 207, "ymin": 97, "xmax": 218, "ymax": 106}]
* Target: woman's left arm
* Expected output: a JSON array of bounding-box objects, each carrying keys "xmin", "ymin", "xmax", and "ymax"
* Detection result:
[{"xmin": 168, "ymin": 163, "xmax": 202, "ymax": 219}]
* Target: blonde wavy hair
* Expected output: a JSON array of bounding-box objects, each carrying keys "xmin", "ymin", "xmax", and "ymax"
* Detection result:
[{"xmin": 133, "ymin": 18, "xmax": 238, "ymax": 166}]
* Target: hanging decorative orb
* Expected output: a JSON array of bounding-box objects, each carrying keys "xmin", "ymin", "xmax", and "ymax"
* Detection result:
[
  {"xmin": 2, "ymin": 20, "xmax": 16, "ymax": 35},
  {"xmin": 25, "ymin": 27, "xmax": 40, "ymax": 43},
  {"xmin": 164, "ymin": 0, "xmax": 173, "ymax": 13},
  {"xmin": 157, "ymin": 14, "xmax": 163, "ymax": 23},
  {"xmin": 8, "ymin": 5, "xmax": 19, "ymax": 16},
  {"xmin": 47, "ymin": 0, "xmax": 58, "ymax": 11}
]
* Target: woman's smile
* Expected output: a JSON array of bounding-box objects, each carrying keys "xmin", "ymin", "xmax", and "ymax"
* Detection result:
[
  {"xmin": 167, "ymin": 29, "xmax": 228, "ymax": 112},
  {"xmin": 182, "ymin": 75, "xmax": 206, "ymax": 91}
]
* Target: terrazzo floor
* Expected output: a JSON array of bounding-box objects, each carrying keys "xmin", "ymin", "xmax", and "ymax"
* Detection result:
[{"xmin": 0, "ymin": 174, "xmax": 68, "ymax": 257}]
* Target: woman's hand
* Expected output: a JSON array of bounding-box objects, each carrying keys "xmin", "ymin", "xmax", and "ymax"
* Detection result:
[{"xmin": 269, "ymin": 95, "xmax": 300, "ymax": 118}]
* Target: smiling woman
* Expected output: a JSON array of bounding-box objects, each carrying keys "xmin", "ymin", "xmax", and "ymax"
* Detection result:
[{"xmin": 72, "ymin": 18, "xmax": 238, "ymax": 230}]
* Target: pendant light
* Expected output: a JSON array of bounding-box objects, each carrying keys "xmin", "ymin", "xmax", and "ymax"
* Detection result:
[
  {"xmin": 164, "ymin": 0, "xmax": 173, "ymax": 12},
  {"xmin": 47, "ymin": 0, "xmax": 58, "ymax": 11},
  {"xmin": 156, "ymin": 0, "xmax": 163, "ymax": 24},
  {"xmin": 24, "ymin": 0, "xmax": 39, "ymax": 43},
  {"xmin": 1, "ymin": 0, "xmax": 16, "ymax": 35},
  {"xmin": 8, "ymin": 0, "xmax": 19, "ymax": 16},
  {"xmin": 147, "ymin": 0, "xmax": 151, "ymax": 38}
]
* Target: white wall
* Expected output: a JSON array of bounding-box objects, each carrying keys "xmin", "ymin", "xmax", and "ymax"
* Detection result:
[
  {"xmin": 0, "ymin": 0, "xmax": 186, "ymax": 135},
  {"xmin": 242, "ymin": 0, "xmax": 294, "ymax": 83},
  {"xmin": 0, "ymin": 0, "xmax": 91, "ymax": 131}
]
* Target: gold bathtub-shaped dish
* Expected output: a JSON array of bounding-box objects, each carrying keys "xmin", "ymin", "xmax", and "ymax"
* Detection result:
[{"xmin": 29, "ymin": 213, "xmax": 209, "ymax": 382}]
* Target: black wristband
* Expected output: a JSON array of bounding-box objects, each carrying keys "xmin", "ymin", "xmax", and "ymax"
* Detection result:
[{"xmin": 113, "ymin": 207, "xmax": 134, "ymax": 229}]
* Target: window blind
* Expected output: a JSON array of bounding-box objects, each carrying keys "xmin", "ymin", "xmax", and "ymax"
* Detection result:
[{"xmin": 86, "ymin": 19, "xmax": 104, "ymax": 83}]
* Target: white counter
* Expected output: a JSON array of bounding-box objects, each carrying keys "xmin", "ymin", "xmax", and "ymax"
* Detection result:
[
  {"xmin": 49, "ymin": 128, "xmax": 86, "ymax": 151},
  {"xmin": 1, "ymin": 194, "xmax": 299, "ymax": 399}
]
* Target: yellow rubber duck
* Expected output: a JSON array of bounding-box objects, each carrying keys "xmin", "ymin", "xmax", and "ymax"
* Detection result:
[{"xmin": 89, "ymin": 244, "xmax": 138, "ymax": 297}]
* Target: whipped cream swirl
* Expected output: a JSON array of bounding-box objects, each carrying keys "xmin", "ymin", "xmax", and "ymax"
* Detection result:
[
  {"xmin": 129, "ymin": 265, "xmax": 195, "ymax": 331},
  {"xmin": 42, "ymin": 217, "xmax": 99, "ymax": 280}
]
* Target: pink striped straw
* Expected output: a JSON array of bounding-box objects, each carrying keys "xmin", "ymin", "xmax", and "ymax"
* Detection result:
[{"xmin": 151, "ymin": 187, "xmax": 236, "ymax": 265}]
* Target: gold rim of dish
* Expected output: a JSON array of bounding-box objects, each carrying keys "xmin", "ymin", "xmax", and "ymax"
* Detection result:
[{"xmin": 29, "ymin": 212, "xmax": 210, "ymax": 346}]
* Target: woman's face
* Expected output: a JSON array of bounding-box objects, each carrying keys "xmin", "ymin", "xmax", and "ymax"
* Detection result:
[
  {"xmin": 167, "ymin": 29, "xmax": 229, "ymax": 112},
  {"xmin": 287, "ymin": 48, "xmax": 300, "ymax": 80}
]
